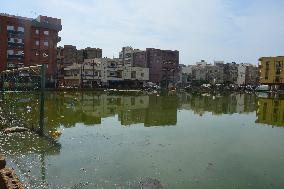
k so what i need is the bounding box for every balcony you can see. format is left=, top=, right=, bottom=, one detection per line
left=7, top=30, right=25, bottom=35
left=7, top=32, right=24, bottom=38
left=8, top=42, right=24, bottom=49
left=7, top=54, right=24, bottom=61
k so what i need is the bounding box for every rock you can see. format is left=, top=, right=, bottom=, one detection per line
left=3, top=127, right=29, bottom=134
left=0, top=154, right=6, bottom=169
left=0, top=168, right=25, bottom=189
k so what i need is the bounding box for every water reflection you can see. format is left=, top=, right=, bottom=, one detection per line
left=55, top=93, right=179, bottom=127
left=256, top=97, right=284, bottom=127
left=179, top=93, right=257, bottom=116
left=3, top=92, right=284, bottom=130
left=1, top=92, right=284, bottom=188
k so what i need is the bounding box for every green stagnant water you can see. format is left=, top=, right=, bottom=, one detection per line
left=0, top=92, right=284, bottom=189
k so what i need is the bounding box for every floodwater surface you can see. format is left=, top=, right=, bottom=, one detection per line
left=0, top=92, right=284, bottom=189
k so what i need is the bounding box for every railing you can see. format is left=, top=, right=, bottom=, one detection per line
left=7, top=54, right=24, bottom=60
left=7, top=30, right=24, bottom=35
left=8, top=42, right=24, bottom=48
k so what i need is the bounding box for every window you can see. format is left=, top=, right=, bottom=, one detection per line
left=17, top=51, right=23, bottom=55
left=7, top=50, right=14, bottom=55
left=141, top=73, right=144, bottom=77
left=44, top=41, right=49, bottom=47
left=35, top=40, right=39, bottom=46
left=17, top=38, right=23, bottom=43
left=8, top=38, right=15, bottom=43
left=131, top=71, right=136, bottom=79
left=7, top=63, right=15, bottom=68
left=7, top=25, right=14, bottom=31
left=44, top=31, right=49, bottom=35
left=17, top=27, right=24, bottom=32
left=35, top=29, right=39, bottom=35
left=265, top=69, right=269, bottom=80
left=266, top=62, right=269, bottom=69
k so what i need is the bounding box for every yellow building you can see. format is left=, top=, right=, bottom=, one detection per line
left=259, top=56, right=284, bottom=85
left=256, top=97, right=284, bottom=127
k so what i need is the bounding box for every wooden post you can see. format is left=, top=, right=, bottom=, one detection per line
left=39, top=64, right=46, bottom=136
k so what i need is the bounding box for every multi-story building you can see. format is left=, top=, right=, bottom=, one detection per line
left=133, top=48, right=179, bottom=86
left=224, top=62, right=238, bottom=84
left=245, top=64, right=258, bottom=85
left=259, top=56, right=284, bottom=87
left=205, top=64, right=224, bottom=84
left=83, top=47, right=102, bottom=60
left=237, top=63, right=248, bottom=86
left=119, top=46, right=142, bottom=66
left=133, top=50, right=148, bottom=68
left=180, top=65, right=194, bottom=86
left=191, top=61, right=207, bottom=82
left=56, top=45, right=102, bottom=86
left=149, top=48, right=179, bottom=86
left=57, top=45, right=102, bottom=65
left=237, top=63, right=258, bottom=86
left=0, top=13, right=62, bottom=81
left=62, top=58, right=149, bottom=87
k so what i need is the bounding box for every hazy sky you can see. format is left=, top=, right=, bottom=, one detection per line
left=1, top=0, right=284, bottom=64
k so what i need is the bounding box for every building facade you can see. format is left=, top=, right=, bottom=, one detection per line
left=224, top=62, right=238, bottom=84
left=62, top=58, right=149, bottom=87
left=119, top=46, right=142, bottom=66
left=0, top=13, right=62, bottom=81
left=237, top=63, right=248, bottom=86
left=150, top=48, right=179, bottom=86
left=205, top=64, right=224, bottom=84
left=259, top=56, right=284, bottom=86
left=245, top=64, right=258, bottom=85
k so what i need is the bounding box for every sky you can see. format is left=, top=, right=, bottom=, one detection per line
left=1, top=0, right=284, bottom=65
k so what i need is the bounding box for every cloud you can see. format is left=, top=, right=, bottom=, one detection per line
left=1, top=0, right=284, bottom=64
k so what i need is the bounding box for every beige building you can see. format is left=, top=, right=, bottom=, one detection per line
left=63, top=58, right=149, bottom=87
left=259, top=56, right=284, bottom=85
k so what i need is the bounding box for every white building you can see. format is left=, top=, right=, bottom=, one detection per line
left=63, top=58, right=149, bottom=87
left=237, top=63, right=254, bottom=86
left=237, top=63, right=247, bottom=86
left=119, top=46, right=142, bottom=66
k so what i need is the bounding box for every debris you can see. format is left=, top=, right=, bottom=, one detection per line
left=0, top=154, right=6, bottom=169
left=3, top=127, right=29, bottom=134
left=0, top=168, right=25, bottom=189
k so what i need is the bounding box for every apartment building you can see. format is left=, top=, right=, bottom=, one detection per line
left=259, top=56, right=284, bottom=86
left=133, top=48, right=179, bottom=86
left=119, top=46, right=142, bottom=66
left=0, top=13, right=62, bottom=81
left=62, top=58, right=149, bottom=87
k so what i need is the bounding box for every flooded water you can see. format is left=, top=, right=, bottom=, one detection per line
left=1, top=92, right=284, bottom=189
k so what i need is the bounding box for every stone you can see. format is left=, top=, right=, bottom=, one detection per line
left=0, top=154, right=5, bottom=169
left=0, top=168, right=25, bottom=189
left=3, top=127, right=29, bottom=134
